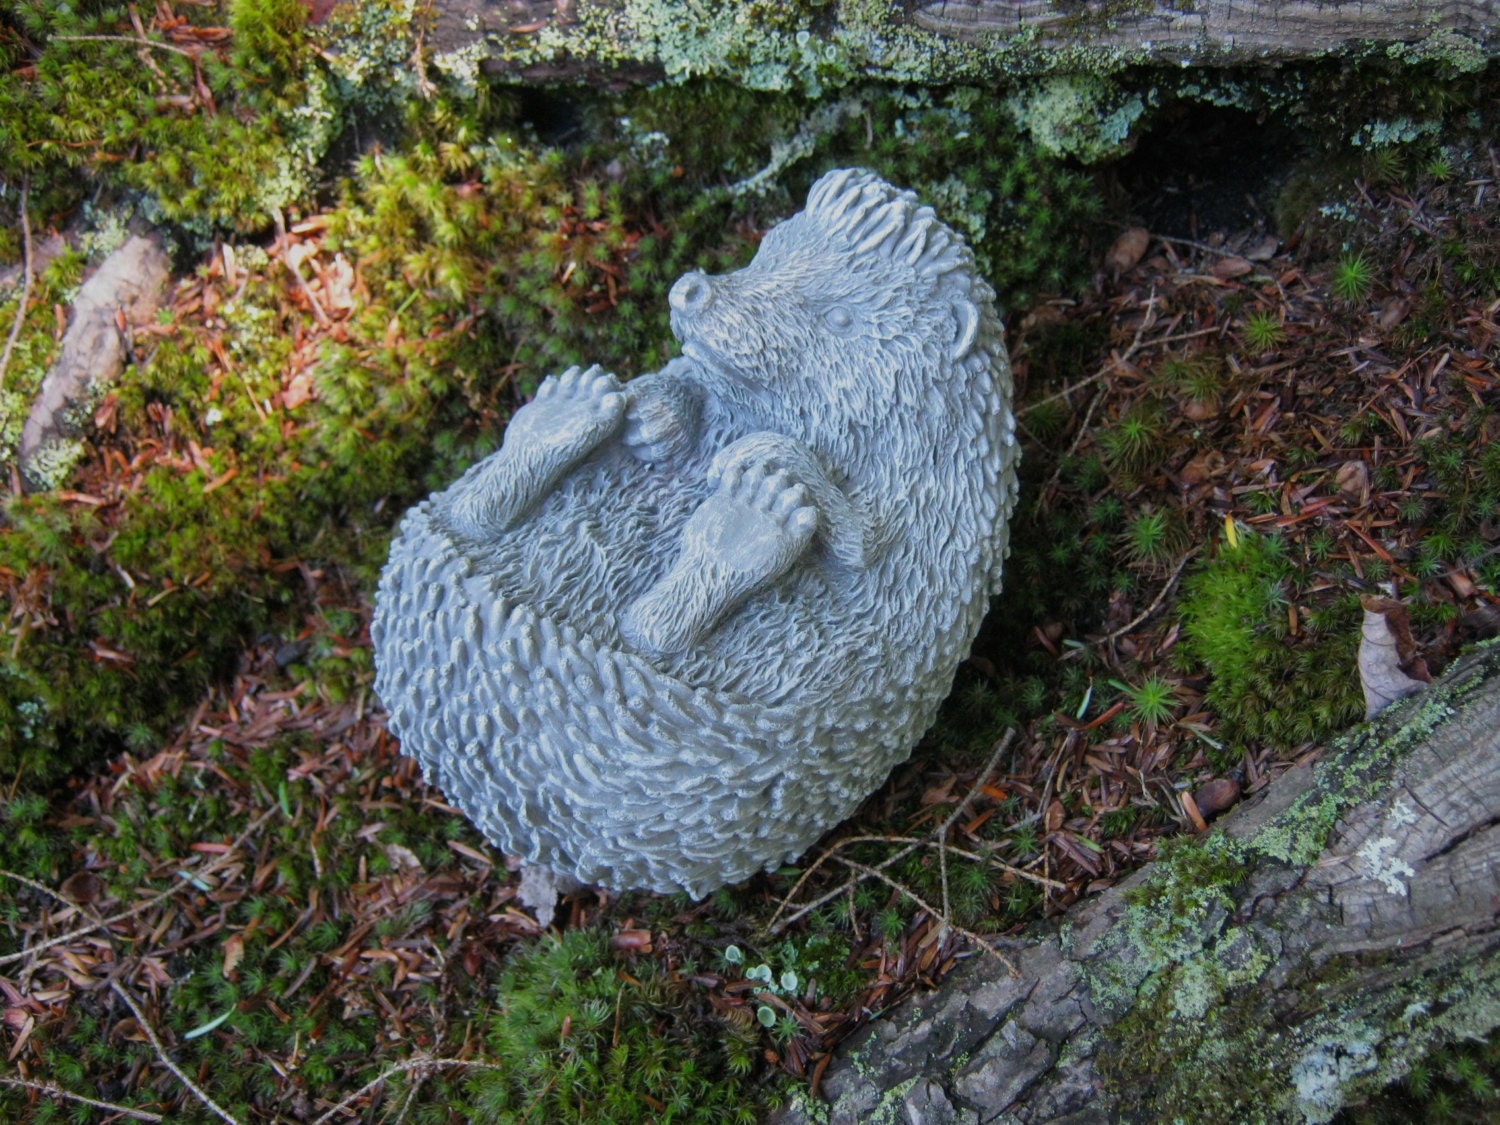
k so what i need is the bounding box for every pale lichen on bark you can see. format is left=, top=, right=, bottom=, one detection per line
left=773, top=640, right=1500, bottom=1124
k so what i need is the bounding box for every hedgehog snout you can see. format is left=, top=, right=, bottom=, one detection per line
left=669, top=272, right=715, bottom=317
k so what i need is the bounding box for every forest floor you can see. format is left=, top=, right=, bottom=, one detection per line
left=3, top=107, right=1500, bottom=1125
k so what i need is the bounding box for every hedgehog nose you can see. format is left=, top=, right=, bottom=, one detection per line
left=669, top=272, right=714, bottom=316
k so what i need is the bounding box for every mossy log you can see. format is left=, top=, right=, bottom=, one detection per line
left=773, top=640, right=1500, bottom=1125
left=414, top=0, right=1498, bottom=89
left=18, top=234, right=171, bottom=491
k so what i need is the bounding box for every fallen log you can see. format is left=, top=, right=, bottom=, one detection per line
left=409, top=0, right=1500, bottom=89
left=773, top=639, right=1500, bottom=1124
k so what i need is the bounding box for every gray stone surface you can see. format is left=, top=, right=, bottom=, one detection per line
left=372, top=169, right=1019, bottom=896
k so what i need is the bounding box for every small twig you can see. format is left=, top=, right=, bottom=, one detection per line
left=0, top=809, right=275, bottom=967
left=1066, top=547, right=1200, bottom=657
left=274, top=209, right=330, bottom=326
left=824, top=836, right=1065, bottom=890
left=768, top=731, right=1016, bottom=934
left=937, top=816, right=951, bottom=940
left=1153, top=233, right=1243, bottom=259
left=110, top=980, right=244, bottom=1125
left=1018, top=287, right=1159, bottom=420
left=834, top=858, right=1018, bottom=977
left=311, top=1057, right=506, bottom=1124
left=1033, top=385, right=1106, bottom=512
left=0, top=176, right=34, bottom=393
left=53, top=33, right=199, bottom=59
left=1017, top=367, right=1110, bottom=418
left=0, top=1076, right=164, bottom=1121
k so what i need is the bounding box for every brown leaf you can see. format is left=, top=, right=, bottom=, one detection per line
left=1045, top=799, right=1065, bottom=833
left=920, top=778, right=956, bottom=807
left=1182, top=396, right=1220, bottom=422
left=1448, top=571, right=1478, bottom=599
left=1211, top=256, right=1254, bottom=281
left=1335, top=460, right=1369, bottom=506
left=383, top=842, right=424, bottom=873
left=1358, top=596, right=1431, bottom=719
left=610, top=929, right=654, bottom=952
left=6, top=1013, right=34, bottom=1062
left=1244, top=234, right=1281, bottom=262
left=1179, top=450, right=1226, bottom=487
left=1376, top=296, right=1411, bottom=331
left=1179, top=790, right=1208, bottom=833
left=59, top=870, right=103, bottom=904
left=1105, top=228, right=1150, bottom=276
left=222, top=932, right=244, bottom=979
left=283, top=371, right=315, bottom=410
left=1192, top=778, right=1241, bottom=818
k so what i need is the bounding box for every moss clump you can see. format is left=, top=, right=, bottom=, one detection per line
left=1178, top=528, right=1363, bottom=762
left=461, top=929, right=760, bottom=1123
left=1, top=0, right=420, bottom=235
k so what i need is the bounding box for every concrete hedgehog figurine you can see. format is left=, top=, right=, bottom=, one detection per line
left=372, top=168, right=1019, bottom=898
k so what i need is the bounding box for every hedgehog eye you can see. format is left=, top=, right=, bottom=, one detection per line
left=823, top=305, right=857, bottom=334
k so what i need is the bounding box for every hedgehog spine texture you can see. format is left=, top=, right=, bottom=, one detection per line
left=372, top=169, right=1020, bottom=898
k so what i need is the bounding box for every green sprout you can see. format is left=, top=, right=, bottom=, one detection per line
left=1112, top=673, right=1180, bottom=728
left=1122, top=507, right=1185, bottom=568
left=1331, top=251, right=1375, bottom=303
left=1100, top=406, right=1166, bottom=473
left=1243, top=310, right=1287, bottom=353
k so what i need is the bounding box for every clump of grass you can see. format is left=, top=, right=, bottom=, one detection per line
left=1122, top=506, right=1188, bottom=569
left=1161, top=355, right=1224, bottom=403
left=463, top=929, right=758, bottom=1124
left=1242, top=310, right=1287, bottom=353
left=1331, top=251, right=1376, bottom=303
left=1101, top=403, right=1169, bottom=474
left=1113, top=673, right=1180, bottom=728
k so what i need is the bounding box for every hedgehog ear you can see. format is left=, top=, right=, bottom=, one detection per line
left=950, top=301, right=979, bottom=361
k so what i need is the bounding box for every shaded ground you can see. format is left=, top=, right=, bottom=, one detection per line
left=2, top=86, right=1499, bottom=1125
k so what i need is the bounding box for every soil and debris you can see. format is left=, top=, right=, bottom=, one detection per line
left=1, top=87, right=1498, bottom=1125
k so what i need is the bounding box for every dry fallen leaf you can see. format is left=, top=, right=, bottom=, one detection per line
left=1045, top=799, right=1065, bottom=833
left=1182, top=396, right=1220, bottom=423
left=1193, top=778, right=1241, bottom=819
left=1358, top=596, right=1432, bottom=719
left=1244, top=234, right=1281, bottom=261
left=1179, top=450, right=1226, bottom=487
left=1105, top=228, right=1150, bottom=276
left=1211, top=256, right=1254, bottom=281
left=222, top=932, right=244, bottom=980
left=1336, top=460, right=1369, bottom=506
left=1376, top=296, right=1412, bottom=331
left=1180, top=791, right=1208, bottom=833
left=59, top=870, right=103, bottom=904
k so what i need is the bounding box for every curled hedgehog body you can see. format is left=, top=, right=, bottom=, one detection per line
left=372, top=170, right=1020, bottom=897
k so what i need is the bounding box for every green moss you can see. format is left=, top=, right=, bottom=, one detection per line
left=1179, top=528, right=1363, bottom=761
left=459, top=928, right=758, bottom=1123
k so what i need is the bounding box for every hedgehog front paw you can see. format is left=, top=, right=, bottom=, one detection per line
left=448, top=365, right=625, bottom=536
left=621, top=373, right=702, bottom=464
left=621, top=464, right=819, bottom=655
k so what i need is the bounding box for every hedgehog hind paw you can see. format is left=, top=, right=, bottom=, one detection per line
left=621, top=466, right=818, bottom=655
left=447, top=367, right=625, bottom=536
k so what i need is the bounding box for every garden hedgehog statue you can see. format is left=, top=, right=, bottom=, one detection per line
left=372, top=169, right=1019, bottom=898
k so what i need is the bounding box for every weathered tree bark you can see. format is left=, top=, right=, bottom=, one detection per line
left=772, top=640, right=1500, bottom=1125
left=19, top=234, right=171, bottom=491
left=413, top=0, right=1500, bottom=89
